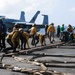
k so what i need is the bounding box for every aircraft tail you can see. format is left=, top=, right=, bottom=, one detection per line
left=20, top=11, right=25, bottom=22
left=29, top=11, right=40, bottom=23
left=42, top=14, right=49, bottom=25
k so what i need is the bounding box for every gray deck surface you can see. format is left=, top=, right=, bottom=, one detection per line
left=0, top=37, right=75, bottom=75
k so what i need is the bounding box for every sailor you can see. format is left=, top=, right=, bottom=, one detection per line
left=3, top=24, right=20, bottom=53
left=37, top=33, right=46, bottom=46
left=60, top=24, right=65, bottom=40
left=66, top=24, right=74, bottom=42
left=19, top=28, right=30, bottom=49
left=57, top=25, right=60, bottom=37
left=30, top=23, right=37, bottom=46
left=45, top=24, right=48, bottom=35
left=47, top=23, right=55, bottom=43
left=66, top=24, right=73, bottom=33
left=0, top=19, right=7, bottom=51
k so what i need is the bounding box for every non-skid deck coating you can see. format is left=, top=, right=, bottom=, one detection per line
left=0, top=37, right=75, bottom=75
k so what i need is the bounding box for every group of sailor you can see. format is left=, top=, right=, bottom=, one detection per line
left=0, top=19, right=74, bottom=54
left=0, top=22, right=47, bottom=53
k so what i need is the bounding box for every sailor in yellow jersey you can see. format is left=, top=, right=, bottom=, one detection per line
left=37, top=33, right=46, bottom=46
left=47, top=23, right=55, bottom=43
left=30, top=23, right=37, bottom=46
left=3, top=24, right=20, bottom=53
left=11, top=29, right=20, bottom=52
left=6, top=30, right=15, bottom=46
left=19, top=28, right=30, bottom=49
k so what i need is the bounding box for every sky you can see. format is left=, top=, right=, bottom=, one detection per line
left=0, top=0, right=75, bottom=26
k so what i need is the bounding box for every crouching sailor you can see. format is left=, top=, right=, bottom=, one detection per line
left=3, top=24, right=20, bottom=53
left=19, top=28, right=30, bottom=50
left=37, top=33, right=46, bottom=46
